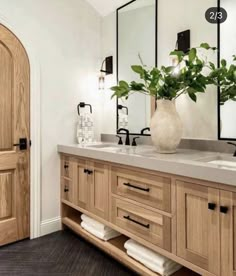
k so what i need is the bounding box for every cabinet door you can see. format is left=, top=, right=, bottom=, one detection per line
left=220, top=191, right=236, bottom=276
left=61, top=156, right=74, bottom=203
left=88, top=161, right=109, bottom=220
left=74, top=159, right=88, bottom=209
left=176, top=181, right=220, bottom=275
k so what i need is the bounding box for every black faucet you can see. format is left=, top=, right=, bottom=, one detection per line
left=227, top=142, right=236, bottom=157
left=141, top=127, right=150, bottom=135
left=117, top=128, right=130, bottom=146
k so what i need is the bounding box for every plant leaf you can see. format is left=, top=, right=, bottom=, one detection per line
left=189, top=48, right=196, bottom=62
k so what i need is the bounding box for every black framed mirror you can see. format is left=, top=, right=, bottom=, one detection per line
left=218, top=0, right=236, bottom=141
left=116, top=0, right=158, bottom=136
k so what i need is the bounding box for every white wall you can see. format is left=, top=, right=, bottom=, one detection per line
left=0, top=0, right=102, bottom=225
left=101, top=0, right=219, bottom=139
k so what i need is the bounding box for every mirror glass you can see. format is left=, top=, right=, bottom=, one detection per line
left=117, top=0, right=156, bottom=134
left=158, top=0, right=218, bottom=140
left=220, top=0, right=236, bottom=140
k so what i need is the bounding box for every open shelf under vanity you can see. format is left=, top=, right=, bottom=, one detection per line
left=61, top=202, right=199, bottom=276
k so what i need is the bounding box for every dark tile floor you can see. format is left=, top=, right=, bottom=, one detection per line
left=0, top=229, right=136, bottom=276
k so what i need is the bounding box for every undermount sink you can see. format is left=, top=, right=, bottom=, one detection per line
left=198, top=155, right=236, bottom=170
left=84, top=143, right=125, bottom=151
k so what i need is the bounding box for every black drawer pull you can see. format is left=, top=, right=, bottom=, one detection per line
left=87, top=170, right=93, bottom=175
left=64, top=188, right=69, bottom=193
left=123, top=215, right=150, bottom=229
left=123, top=182, right=150, bottom=192
left=208, top=203, right=216, bottom=210
left=220, top=206, right=229, bottom=214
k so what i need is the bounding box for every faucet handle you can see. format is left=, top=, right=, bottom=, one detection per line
left=227, top=142, right=236, bottom=147
left=116, top=135, right=123, bottom=145
left=132, top=137, right=140, bottom=147
left=227, top=142, right=236, bottom=157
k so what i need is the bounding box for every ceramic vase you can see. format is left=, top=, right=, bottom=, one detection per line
left=150, top=99, right=183, bottom=153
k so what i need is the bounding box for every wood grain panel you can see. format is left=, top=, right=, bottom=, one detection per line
left=74, top=158, right=88, bottom=209
left=111, top=197, right=171, bottom=251
left=0, top=42, right=13, bottom=151
left=176, top=181, right=220, bottom=275
left=111, top=166, right=171, bottom=212
left=186, top=194, right=208, bottom=257
left=89, top=162, right=109, bottom=219
left=0, top=172, right=12, bottom=219
left=0, top=24, right=30, bottom=245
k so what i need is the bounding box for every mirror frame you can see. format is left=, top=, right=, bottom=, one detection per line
left=217, top=0, right=236, bottom=141
left=116, top=0, right=158, bottom=136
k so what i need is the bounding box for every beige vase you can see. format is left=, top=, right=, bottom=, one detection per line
left=150, top=99, right=183, bottom=153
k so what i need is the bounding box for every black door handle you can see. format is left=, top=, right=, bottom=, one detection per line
left=208, top=203, right=216, bottom=210
left=13, top=138, right=27, bottom=150
left=123, top=182, right=150, bottom=192
left=220, top=206, right=229, bottom=214
left=123, top=215, right=150, bottom=229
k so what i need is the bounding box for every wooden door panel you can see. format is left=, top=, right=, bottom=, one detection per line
left=220, top=191, right=236, bottom=276
left=176, top=181, right=220, bottom=275
left=0, top=172, right=13, bottom=219
left=89, top=162, right=109, bottom=219
left=0, top=24, right=30, bottom=246
left=186, top=194, right=208, bottom=257
left=0, top=42, right=13, bottom=151
left=74, top=159, right=88, bottom=209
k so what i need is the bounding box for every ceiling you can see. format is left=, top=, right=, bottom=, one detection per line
left=86, top=0, right=129, bottom=16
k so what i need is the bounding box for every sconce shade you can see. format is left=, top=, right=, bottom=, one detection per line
left=177, top=30, right=190, bottom=53
left=100, top=56, right=113, bottom=75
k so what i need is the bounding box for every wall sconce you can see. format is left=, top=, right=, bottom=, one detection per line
left=99, top=56, right=113, bottom=90
left=172, top=30, right=191, bottom=75
left=177, top=29, right=190, bottom=53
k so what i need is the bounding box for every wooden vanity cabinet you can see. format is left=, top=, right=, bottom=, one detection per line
left=176, top=181, right=236, bottom=276
left=61, top=156, right=109, bottom=220
left=61, top=153, right=236, bottom=276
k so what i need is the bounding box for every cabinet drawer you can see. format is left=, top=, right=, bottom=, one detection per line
left=61, top=156, right=73, bottom=179
left=111, top=167, right=171, bottom=212
left=111, top=197, right=171, bottom=251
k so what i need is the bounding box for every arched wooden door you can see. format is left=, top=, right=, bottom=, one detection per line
left=0, top=24, right=30, bottom=246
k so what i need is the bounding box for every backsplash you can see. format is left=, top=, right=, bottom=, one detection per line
left=101, top=134, right=234, bottom=154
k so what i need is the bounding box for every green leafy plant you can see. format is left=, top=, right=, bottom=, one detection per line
left=208, top=56, right=236, bottom=105
left=111, top=43, right=216, bottom=102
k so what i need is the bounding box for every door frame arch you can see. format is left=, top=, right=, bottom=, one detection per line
left=0, top=14, right=41, bottom=239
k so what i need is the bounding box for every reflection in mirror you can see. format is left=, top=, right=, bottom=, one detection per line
left=220, top=0, right=236, bottom=140
left=158, top=0, right=218, bottom=140
left=117, top=0, right=156, bottom=134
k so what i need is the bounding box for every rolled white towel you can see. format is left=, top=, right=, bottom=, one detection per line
left=124, top=239, right=173, bottom=268
left=81, top=214, right=112, bottom=232
left=81, top=221, right=121, bottom=241
left=127, top=248, right=175, bottom=271
left=127, top=250, right=182, bottom=276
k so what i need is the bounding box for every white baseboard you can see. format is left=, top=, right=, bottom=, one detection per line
left=40, top=216, right=62, bottom=237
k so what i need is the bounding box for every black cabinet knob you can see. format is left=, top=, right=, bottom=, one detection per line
left=64, top=188, right=69, bottom=193
left=208, top=203, right=216, bottom=210
left=64, top=164, right=69, bottom=169
left=87, top=170, right=93, bottom=175
left=220, top=206, right=229, bottom=214
left=84, top=169, right=88, bottom=174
